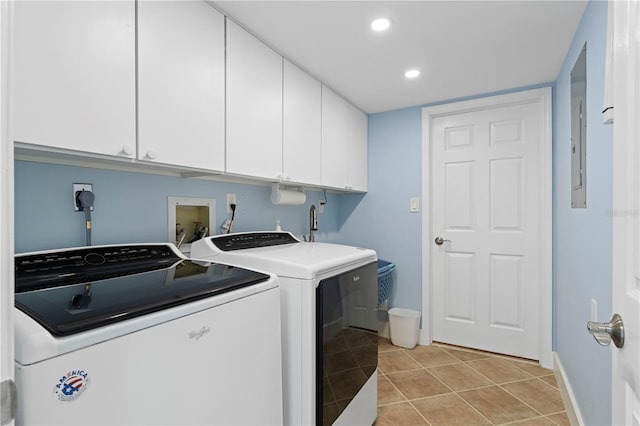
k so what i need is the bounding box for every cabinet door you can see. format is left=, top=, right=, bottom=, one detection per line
left=346, top=104, right=368, bottom=191
left=226, top=20, right=283, bottom=179
left=283, top=60, right=321, bottom=185
left=321, top=86, right=349, bottom=189
left=12, top=1, right=135, bottom=156
left=138, top=1, right=224, bottom=171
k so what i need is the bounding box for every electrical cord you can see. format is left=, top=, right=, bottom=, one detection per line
left=76, top=190, right=95, bottom=246
left=227, top=203, right=236, bottom=234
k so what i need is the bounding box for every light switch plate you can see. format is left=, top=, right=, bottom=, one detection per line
left=410, top=197, right=420, bottom=213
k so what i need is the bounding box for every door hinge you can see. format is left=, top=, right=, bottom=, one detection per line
left=1, top=379, right=17, bottom=425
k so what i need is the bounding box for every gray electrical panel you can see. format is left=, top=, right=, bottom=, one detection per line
left=571, top=44, right=587, bottom=208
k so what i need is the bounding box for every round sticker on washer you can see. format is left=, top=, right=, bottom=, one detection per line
left=53, top=370, right=90, bottom=402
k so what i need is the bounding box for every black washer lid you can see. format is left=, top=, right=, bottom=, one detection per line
left=15, top=259, right=270, bottom=337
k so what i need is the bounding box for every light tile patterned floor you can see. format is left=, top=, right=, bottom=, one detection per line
left=376, top=338, right=570, bottom=426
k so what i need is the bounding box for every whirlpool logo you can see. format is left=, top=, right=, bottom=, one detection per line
left=188, top=326, right=211, bottom=341
left=53, top=370, right=90, bottom=402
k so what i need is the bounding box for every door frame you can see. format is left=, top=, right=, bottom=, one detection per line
left=610, top=0, right=640, bottom=422
left=1, top=0, right=15, bottom=424
left=420, top=87, right=553, bottom=368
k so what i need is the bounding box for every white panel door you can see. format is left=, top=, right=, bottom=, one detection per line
left=1, top=2, right=15, bottom=424
left=226, top=19, right=283, bottom=179
left=283, top=60, right=321, bottom=185
left=138, top=0, right=225, bottom=171
left=12, top=1, right=135, bottom=157
left=431, top=101, right=541, bottom=359
left=610, top=1, right=640, bottom=423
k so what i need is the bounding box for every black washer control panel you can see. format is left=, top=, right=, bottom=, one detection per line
left=16, top=245, right=180, bottom=292
left=211, top=232, right=299, bottom=251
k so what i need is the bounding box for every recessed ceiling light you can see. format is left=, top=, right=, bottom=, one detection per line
left=371, top=18, right=391, bottom=32
left=405, top=69, right=421, bottom=79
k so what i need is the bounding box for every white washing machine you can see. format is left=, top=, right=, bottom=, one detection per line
left=14, top=243, right=282, bottom=425
left=191, top=232, right=378, bottom=426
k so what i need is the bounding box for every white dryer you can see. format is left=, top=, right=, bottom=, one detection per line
left=191, top=232, right=378, bottom=426
left=14, top=243, right=282, bottom=425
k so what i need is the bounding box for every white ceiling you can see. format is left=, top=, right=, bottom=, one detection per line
left=213, top=1, right=587, bottom=114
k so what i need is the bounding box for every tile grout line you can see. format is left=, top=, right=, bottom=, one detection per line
left=495, top=372, right=567, bottom=420
left=407, top=400, right=436, bottom=426
left=543, top=410, right=571, bottom=426
left=377, top=368, right=411, bottom=406
left=498, top=414, right=553, bottom=425
left=453, top=394, right=498, bottom=426
left=382, top=366, right=428, bottom=376
left=496, top=382, right=546, bottom=419
left=464, top=358, right=538, bottom=381
left=446, top=355, right=510, bottom=426
left=443, top=382, right=498, bottom=426
left=377, top=340, right=570, bottom=426
left=404, top=346, right=469, bottom=369
left=382, top=347, right=483, bottom=425
left=451, top=354, right=541, bottom=423
left=460, top=354, right=549, bottom=421
left=382, top=345, right=500, bottom=424
left=436, top=343, right=542, bottom=365
left=402, top=347, right=497, bottom=426
left=378, top=367, right=436, bottom=426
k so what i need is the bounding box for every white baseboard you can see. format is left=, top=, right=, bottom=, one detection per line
left=554, top=352, right=585, bottom=426
left=418, top=328, right=431, bottom=346
left=378, top=320, right=390, bottom=339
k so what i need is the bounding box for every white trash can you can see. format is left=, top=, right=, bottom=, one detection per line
left=388, top=308, right=421, bottom=349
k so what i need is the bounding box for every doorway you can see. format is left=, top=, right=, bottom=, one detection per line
left=420, top=88, right=553, bottom=368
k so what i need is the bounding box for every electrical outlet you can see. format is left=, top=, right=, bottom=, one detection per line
left=226, top=193, right=236, bottom=213
left=319, top=200, right=325, bottom=214
left=73, top=183, right=93, bottom=211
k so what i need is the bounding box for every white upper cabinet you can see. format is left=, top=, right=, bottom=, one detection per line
left=226, top=19, right=283, bottom=179
left=346, top=103, right=368, bottom=192
left=12, top=1, right=136, bottom=156
left=12, top=3, right=367, bottom=191
left=321, top=86, right=368, bottom=191
left=137, top=1, right=225, bottom=171
left=283, top=60, right=322, bottom=185
left=321, top=86, right=349, bottom=189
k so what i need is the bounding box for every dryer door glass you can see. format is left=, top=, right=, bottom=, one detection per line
left=316, top=261, right=378, bottom=425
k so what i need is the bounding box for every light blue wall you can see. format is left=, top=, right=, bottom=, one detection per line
left=14, top=161, right=341, bottom=253
left=338, top=107, right=423, bottom=311
left=553, top=1, right=612, bottom=424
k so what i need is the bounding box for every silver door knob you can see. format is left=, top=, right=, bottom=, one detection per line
left=587, top=313, right=624, bottom=348
left=434, top=237, right=451, bottom=245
